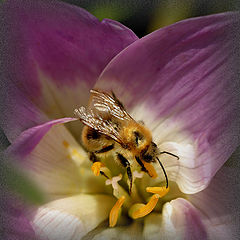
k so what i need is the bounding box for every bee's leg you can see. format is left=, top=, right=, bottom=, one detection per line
left=89, top=152, right=98, bottom=162
left=99, top=170, right=110, bottom=179
left=160, top=151, right=179, bottom=160
left=135, top=156, right=148, bottom=173
left=90, top=145, right=115, bottom=179
left=135, top=156, right=158, bottom=179
left=117, top=153, right=133, bottom=194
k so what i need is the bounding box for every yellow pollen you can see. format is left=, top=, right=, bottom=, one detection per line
left=130, top=194, right=160, bottom=219
left=62, top=140, right=85, bottom=162
left=146, top=186, right=170, bottom=197
left=91, top=162, right=105, bottom=176
left=71, top=149, right=81, bottom=157
left=62, top=140, right=69, bottom=148
left=109, top=196, right=126, bottom=227
left=142, top=161, right=158, bottom=178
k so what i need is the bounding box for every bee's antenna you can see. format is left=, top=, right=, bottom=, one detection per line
left=156, top=157, right=168, bottom=188
left=160, top=151, right=179, bottom=160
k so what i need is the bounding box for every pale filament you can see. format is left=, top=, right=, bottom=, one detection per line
left=105, top=174, right=122, bottom=190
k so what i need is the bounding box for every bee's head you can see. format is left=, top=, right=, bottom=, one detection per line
left=122, top=122, right=152, bottom=150
left=140, top=142, right=160, bottom=162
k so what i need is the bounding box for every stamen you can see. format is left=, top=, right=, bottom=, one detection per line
left=146, top=186, right=170, bottom=198
left=129, top=194, right=160, bottom=219
left=106, top=175, right=132, bottom=207
left=141, top=161, right=158, bottom=178
left=109, top=196, right=126, bottom=227
left=106, top=174, right=122, bottom=190
left=91, top=162, right=105, bottom=176
left=132, top=170, right=144, bottom=180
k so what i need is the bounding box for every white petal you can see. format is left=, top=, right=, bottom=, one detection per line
left=131, top=103, right=209, bottom=194
left=32, top=194, right=115, bottom=240
left=91, top=222, right=142, bottom=240
left=143, top=198, right=207, bottom=240
left=23, top=124, right=106, bottom=200
left=37, top=70, right=91, bottom=140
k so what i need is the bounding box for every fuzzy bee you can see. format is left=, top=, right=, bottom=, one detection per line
left=74, top=89, right=179, bottom=193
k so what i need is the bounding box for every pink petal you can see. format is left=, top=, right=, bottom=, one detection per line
left=0, top=0, right=138, bottom=141
left=0, top=83, right=49, bottom=143
left=169, top=198, right=207, bottom=240
left=188, top=163, right=240, bottom=240
left=7, top=118, right=77, bottom=158
left=143, top=198, right=207, bottom=240
left=0, top=191, right=37, bottom=240
left=96, top=12, right=240, bottom=192
left=6, top=119, right=107, bottom=200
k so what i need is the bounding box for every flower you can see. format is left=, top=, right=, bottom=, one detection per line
left=0, top=188, right=37, bottom=240
left=1, top=0, right=240, bottom=239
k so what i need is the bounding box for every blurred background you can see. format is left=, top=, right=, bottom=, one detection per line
left=61, top=0, right=240, bottom=37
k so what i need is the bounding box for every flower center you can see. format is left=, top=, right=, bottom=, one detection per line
left=62, top=139, right=184, bottom=228
left=90, top=153, right=170, bottom=227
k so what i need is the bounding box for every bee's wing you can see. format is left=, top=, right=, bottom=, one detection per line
left=88, top=89, right=133, bottom=121
left=74, top=89, right=133, bottom=144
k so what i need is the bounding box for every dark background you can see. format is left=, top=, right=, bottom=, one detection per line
left=61, top=0, right=240, bottom=37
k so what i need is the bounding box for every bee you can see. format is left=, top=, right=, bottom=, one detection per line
left=74, top=89, right=179, bottom=193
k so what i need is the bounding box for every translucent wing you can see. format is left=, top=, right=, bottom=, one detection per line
left=74, top=89, right=133, bottom=144
left=88, top=89, right=132, bottom=121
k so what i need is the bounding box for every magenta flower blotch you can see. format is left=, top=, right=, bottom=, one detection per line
left=1, top=0, right=239, bottom=239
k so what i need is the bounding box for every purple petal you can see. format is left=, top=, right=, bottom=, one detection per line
left=0, top=190, right=37, bottom=240
left=6, top=119, right=104, bottom=200
left=169, top=198, right=207, bottom=240
left=188, top=163, right=240, bottom=240
left=96, top=12, right=240, bottom=192
left=0, top=83, right=49, bottom=143
left=0, top=0, right=138, bottom=141
left=6, top=118, right=77, bottom=158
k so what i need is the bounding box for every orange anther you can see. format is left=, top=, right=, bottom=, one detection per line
left=146, top=186, right=169, bottom=197
left=109, top=196, right=126, bottom=227
left=91, top=162, right=104, bottom=176
left=131, top=194, right=160, bottom=219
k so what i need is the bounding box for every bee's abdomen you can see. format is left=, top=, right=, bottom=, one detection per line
left=82, top=126, right=113, bottom=152
left=95, top=144, right=114, bottom=153
left=86, top=127, right=101, bottom=140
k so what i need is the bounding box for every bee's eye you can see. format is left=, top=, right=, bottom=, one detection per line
left=152, top=142, right=157, bottom=148
left=133, top=131, right=143, bottom=146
